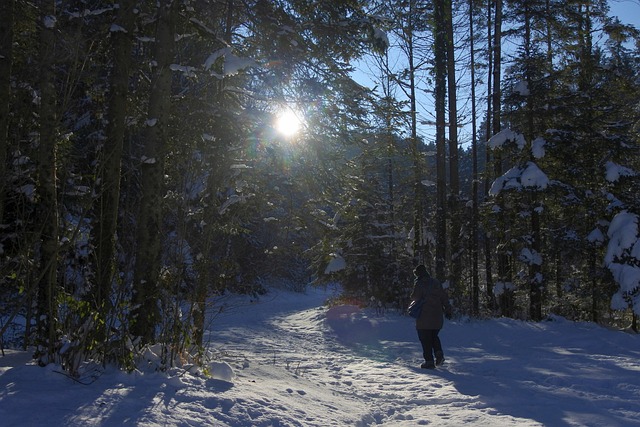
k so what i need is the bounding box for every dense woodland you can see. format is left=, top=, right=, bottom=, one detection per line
left=0, top=0, right=639, bottom=373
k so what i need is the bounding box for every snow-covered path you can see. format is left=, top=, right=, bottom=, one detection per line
left=1, top=285, right=640, bottom=426
left=205, top=286, right=640, bottom=426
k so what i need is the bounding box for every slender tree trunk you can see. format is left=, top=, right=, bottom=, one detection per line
left=545, top=0, right=553, bottom=72
left=131, top=2, right=176, bottom=343
left=445, top=0, right=461, bottom=298
left=530, top=197, right=543, bottom=320
left=469, top=0, right=480, bottom=315
left=36, top=0, right=60, bottom=361
left=492, top=0, right=513, bottom=317
left=492, top=0, right=502, bottom=140
left=93, top=0, right=135, bottom=313
left=523, top=4, right=544, bottom=321
left=382, top=52, right=396, bottom=237
left=483, top=0, right=495, bottom=310
left=434, top=0, right=448, bottom=280
left=404, top=0, right=426, bottom=265
left=0, top=0, right=14, bottom=225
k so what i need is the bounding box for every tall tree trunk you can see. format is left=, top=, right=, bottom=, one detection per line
left=36, top=0, right=60, bottom=361
left=523, top=3, right=544, bottom=321
left=492, top=0, right=513, bottom=317
left=483, top=0, right=495, bottom=310
left=193, top=0, right=236, bottom=348
left=530, top=196, right=543, bottom=320
left=491, top=0, right=502, bottom=139
left=0, top=0, right=14, bottom=225
left=131, top=2, right=176, bottom=343
left=469, top=0, right=480, bottom=315
left=404, top=0, right=426, bottom=265
left=445, top=0, right=461, bottom=298
left=434, top=0, right=448, bottom=280
left=382, top=53, right=396, bottom=246
left=93, top=0, right=136, bottom=313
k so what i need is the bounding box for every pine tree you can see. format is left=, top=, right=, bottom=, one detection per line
left=34, top=0, right=60, bottom=362
left=0, top=0, right=14, bottom=226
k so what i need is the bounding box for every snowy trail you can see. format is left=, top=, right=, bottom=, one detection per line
left=207, top=286, right=640, bottom=426
left=1, top=285, right=640, bottom=426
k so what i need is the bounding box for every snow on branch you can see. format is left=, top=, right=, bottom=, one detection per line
left=489, top=162, right=549, bottom=196
left=605, top=161, right=636, bottom=183
left=170, top=64, right=197, bottom=78
left=487, top=129, right=526, bottom=150
left=531, top=137, right=546, bottom=159
left=324, top=254, right=346, bottom=274
left=204, top=48, right=258, bottom=79
left=219, top=194, right=251, bottom=215
left=519, top=248, right=542, bottom=266
left=605, top=211, right=640, bottom=314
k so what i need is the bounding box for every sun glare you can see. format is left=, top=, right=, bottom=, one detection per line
left=275, top=109, right=302, bottom=137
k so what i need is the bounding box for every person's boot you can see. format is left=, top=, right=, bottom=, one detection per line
left=435, top=351, right=445, bottom=366
left=421, top=361, right=435, bottom=369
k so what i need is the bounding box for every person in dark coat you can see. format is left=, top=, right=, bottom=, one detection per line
left=410, top=264, right=452, bottom=369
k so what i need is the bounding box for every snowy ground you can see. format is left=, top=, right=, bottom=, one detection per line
left=2, top=285, right=640, bottom=426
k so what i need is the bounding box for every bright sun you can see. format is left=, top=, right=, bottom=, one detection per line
left=275, top=109, right=302, bottom=137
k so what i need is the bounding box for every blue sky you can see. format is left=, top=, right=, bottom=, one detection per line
left=352, top=1, right=640, bottom=150
left=609, top=0, right=640, bottom=27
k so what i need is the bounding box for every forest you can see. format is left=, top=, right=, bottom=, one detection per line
left=0, top=0, right=639, bottom=374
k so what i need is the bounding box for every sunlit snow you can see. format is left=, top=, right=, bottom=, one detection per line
left=2, top=286, right=639, bottom=426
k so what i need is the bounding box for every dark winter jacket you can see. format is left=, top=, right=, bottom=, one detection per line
left=410, top=272, right=452, bottom=330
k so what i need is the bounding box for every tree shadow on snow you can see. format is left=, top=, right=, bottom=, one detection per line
left=444, top=320, right=640, bottom=427
left=0, top=359, right=235, bottom=427
left=324, top=309, right=640, bottom=426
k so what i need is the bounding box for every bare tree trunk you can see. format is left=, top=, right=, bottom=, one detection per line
left=492, top=0, right=502, bottom=139
left=0, top=0, right=14, bottom=225
left=36, top=0, right=60, bottom=361
left=492, top=0, right=513, bottom=317
left=131, top=2, right=176, bottom=343
left=445, top=0, right=460, bottom=298
left=522, top=3, right=544, bottom=321
left=434, top=0, right=448, bottom=280
left=93, top=0, right=136, bottom=314
left=469, top=0, right=480, bottom=315
left=483, top=0, right=495, bottom=310
left=403, top=0, right=426, bottom=265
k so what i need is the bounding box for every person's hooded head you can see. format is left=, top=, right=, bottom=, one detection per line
left=413, top=264, right=428, bottom=277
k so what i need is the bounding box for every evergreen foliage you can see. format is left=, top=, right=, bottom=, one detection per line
left=0, top=0, right=639, bottom=374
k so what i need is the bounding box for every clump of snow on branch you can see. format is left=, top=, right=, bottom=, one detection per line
left=604, top=161, right=636, bottom=183
left=489, top=162, right=549, bottom=195
left=494, top=281, right=515, bottom=296
left=204, top=48, right=257, bottom=78
left=325, top=253, right=346, bottom=274
left=514, top=81, right=529, bottom=96
left=519, top=248, right=542, bottom=266
left=487, top=129, right=526, bottom=150
left=110, top=24, right=127, bottom=33
left=605, top=211, right=640, bottom=314
left=219, top=194, right=249, bottom=215
left=531, top=137, right=546, bottom=159
left=373, top=28, right=389, bottom=49
left=587, top=227, right=606, bottom=245
left=140, top=156, right=156, bottom=164
left=43, top=16, right=57, bottom=29
left=170, top=64, right=197, bottom=78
